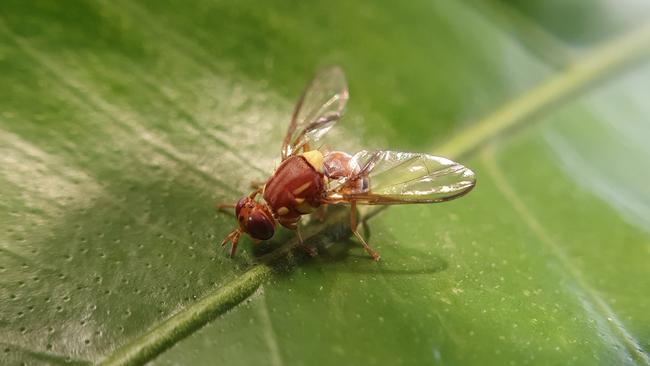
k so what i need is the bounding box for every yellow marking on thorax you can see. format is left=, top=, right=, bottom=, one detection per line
left=292, top=182, right=312, bottom=195
left=277, top=207, right=289, bottom=215
left=294, top=197, right=305, bottom=204
left=302, top=150, right=324, bottom=172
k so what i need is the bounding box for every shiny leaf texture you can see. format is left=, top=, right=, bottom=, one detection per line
left=1, top=1, right=650, bottom=365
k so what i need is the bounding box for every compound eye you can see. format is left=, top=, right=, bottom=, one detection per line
left=235, top=197, right=249, bottom=217
left=246, top=211, right=275, bottom=240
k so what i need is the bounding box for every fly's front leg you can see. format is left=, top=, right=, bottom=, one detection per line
left=350, top=201, right=380, bottom=261
left=221, top=228, right=242, bottom=258
left=215, top=202, right=237, bottom=217
left=216, top=203, right=236, bottom=209
left=217, top=188, right=262, bottom=214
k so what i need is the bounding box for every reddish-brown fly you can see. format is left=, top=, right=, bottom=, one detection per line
left=220, top=67, right=476, bottom=260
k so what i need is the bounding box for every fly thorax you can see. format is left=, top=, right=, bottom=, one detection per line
left=301, top=150, right=324, bottom=172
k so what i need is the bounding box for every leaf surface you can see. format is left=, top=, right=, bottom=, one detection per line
left=1, top=1, right=649, bottom=365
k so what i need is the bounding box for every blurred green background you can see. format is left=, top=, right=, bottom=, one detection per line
left=1, top=1, right=650, bottom=365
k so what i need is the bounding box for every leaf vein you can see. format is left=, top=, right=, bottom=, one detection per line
left=482, top=147, right=650, bottom=365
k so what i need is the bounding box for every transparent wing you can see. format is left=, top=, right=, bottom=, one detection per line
left=281, top=66, right=349, bottom=159
left=325, top=150, right=476, bottom=204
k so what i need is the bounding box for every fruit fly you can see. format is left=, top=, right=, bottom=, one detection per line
left=220, top=67, right=476, bottom=260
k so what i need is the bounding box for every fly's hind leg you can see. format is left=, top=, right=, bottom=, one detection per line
left=221, top=228, right=242, bottom=258
left=350, top=201, right=380, bottom=261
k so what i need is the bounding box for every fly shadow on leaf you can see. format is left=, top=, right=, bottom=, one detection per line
left=246, top=205, right=448, bottom=276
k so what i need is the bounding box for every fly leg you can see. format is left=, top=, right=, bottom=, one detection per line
left=249, top=180, right=265, bottom=190
left=216, top=203, right=236, bottom=209
left=350, top=201, right=380, bottom=261
left=215, top=203, right=236, bottom=218
left=313, top=204, right=328, bottom=222
left=221, top=228, right=242, bottom=258
left=215, top=203, right=238, bottom=219
left=295, top=225, right=317, bottom=257
left=217, top=187, right=263, bottom=213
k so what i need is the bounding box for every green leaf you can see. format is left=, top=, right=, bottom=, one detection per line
left=1, top=1, right=650, bottom=365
